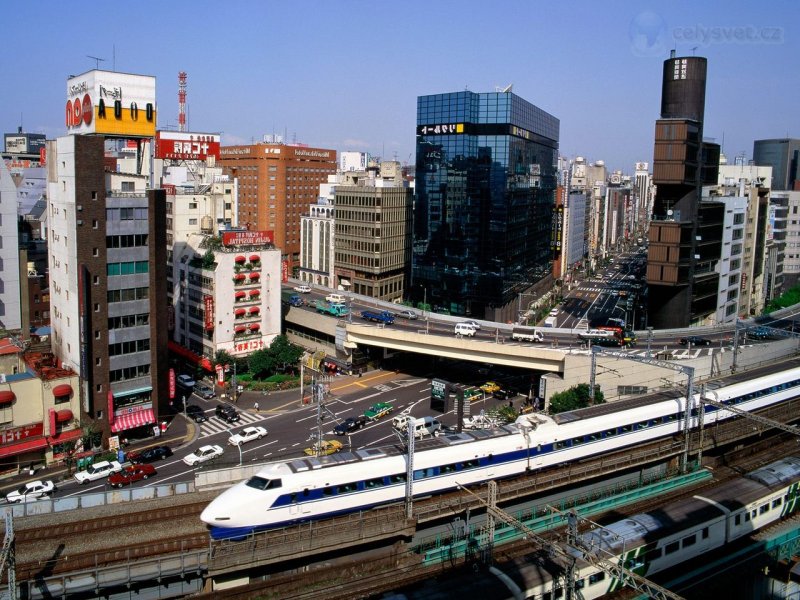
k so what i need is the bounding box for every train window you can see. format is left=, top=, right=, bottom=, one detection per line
left=665, top=541, right=680, bottom=555
left=702, top=527, right=709, bottom=539
left=323, top=486, right=333, bottom=496
left=555, top=441, right=565, bottom=450
left=365, top=478, right=384, bottom=489
left=773, top=498, right=782, bottom=509
left=752, top=509, right=757, bottom=518
left=735, top=514, right=741, bottom=526
left=745, top=511, right=751, bottom=522
left=441, top=464, right=457, bottom=474
left=572, top=437, right=584, bottom=446
left=303, top=488, right=309, bottom=496
left=390, top=474, right=406, bottom=484
left=637, top=421, right=649, bottom=429
left=588, top=572, right=605, bottom=585
left=245, top=476, right=281, bottom=490
left=339, top=483, right=357, bottom=494
left=648, top=547, right=663, bottom=560
left=463, top=460, right=480, bottom=470
left=664, top=414, right=677, bottom=422
left=649, top=419, right=660, bottom=427
left=290, top=493, right=297, bottom=503
left=682, top=535, right=696, bottom=548
left=604, top=429, right=617, bottom=438
left=414, top=468, right=435, bottom=480
left=587, top=433, right=601, bottom=442
left=620, top=425, right=632, bottom=433
left=759, top=504, right=769, bottom=515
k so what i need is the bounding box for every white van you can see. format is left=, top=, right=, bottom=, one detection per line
left=392, top=416, right=442, bottom=438
left=325, top=293, right=345, bottom=304
left=454, top=323, right=477, bottom=337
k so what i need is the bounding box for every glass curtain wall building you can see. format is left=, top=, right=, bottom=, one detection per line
left=413, top=91, right=559, bottom=319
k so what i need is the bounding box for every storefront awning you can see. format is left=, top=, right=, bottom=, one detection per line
left=168, top=340, right=213, bottom=373
left=234, top=308, right=246, bottom=316
left=52, top=384, right=73, bottom=397
left=249, top=289, right=260, bottom=296
left=249, top=272, right=260, bottom=280
left=47, top=428, right=82, bottom=445
left=235, top=291, right=246, bottom=299
left=0, top=437, right=49, bottom=459
left=55, top=409, right=73, bottom=423
left=111, top=408, right=155, bottom=433
left=0, top=391, right=15, bottom=405
left=249, top=323, right=260, bottom=331
left=234, top=274, right=246, bottom=281
left=249, top=306, right=260, bottom=314
left=249, top=254, right=260, bottom=262
left=235, top=255, right=246, bottom=263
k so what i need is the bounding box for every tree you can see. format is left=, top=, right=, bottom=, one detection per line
left=248, top=336, right=304, bottom=380
left=548, top=383, right=605, bottom=414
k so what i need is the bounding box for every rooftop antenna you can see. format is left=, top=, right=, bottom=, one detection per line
left=87, top=55, right=105, bottom=70
left=691, top=46, right=698, bottom=56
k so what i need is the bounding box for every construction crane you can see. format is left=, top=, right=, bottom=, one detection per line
left=457, top=481, right=684, bottom=600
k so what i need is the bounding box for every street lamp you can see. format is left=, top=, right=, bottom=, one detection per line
left=646, top=326, right=654, bottom=358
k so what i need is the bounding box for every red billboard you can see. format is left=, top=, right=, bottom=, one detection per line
left=281, top=260, right=289, bottom=283
left=155, top=131, right=221, bottom=161
left=204, top=295, right=215, bottom=331
left=222, top=230, right=274, bottom=247
left=0, top=422, right=44, bottom=446
left=168, top=368, right=176, bottom=400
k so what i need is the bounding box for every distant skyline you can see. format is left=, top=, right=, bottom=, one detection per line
left=2, top=1, right=797, bottom=173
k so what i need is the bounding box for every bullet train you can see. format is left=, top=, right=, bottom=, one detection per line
left=201, top=364, right=800, bottom=540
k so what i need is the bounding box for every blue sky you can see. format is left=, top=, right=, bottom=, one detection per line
left=3, top=1, right=797, bottom=173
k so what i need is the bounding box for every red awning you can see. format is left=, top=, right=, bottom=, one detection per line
left=234, top=308, right=246, bottom=316
left=167, top=340, right=214, bottom=373
left=235, top=291, right=246, bottom=299
left=234, top=325, right=246, bottom=333
left=249, top=306, right=260, bottom=314
left=53, top=384, right=73, bottom=397
left=0, top=391, right=15, bottom=405
left=249, top=272, right=260, bottom=280
left=235, top=255, right=246, bottom=263
left=0, top=437, right=49, bottom=459
left=111, top=408, right=155, bottom=433
left=249, top=323, right=260, bottom=331
left=249, top=254, right=260, bottom=262
left=234, top=274, right=246, bottom=281
left=249, top=289, right=260, bottom=296
left=55, top=409, right=73, bottom=422
left=47, top=428, right=82, bottom=444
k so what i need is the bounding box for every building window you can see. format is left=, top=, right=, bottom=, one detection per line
left=121, top=181, right=135, bottom=192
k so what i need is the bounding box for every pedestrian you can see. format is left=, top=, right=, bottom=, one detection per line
left=254, top=401, right=259, bottom=412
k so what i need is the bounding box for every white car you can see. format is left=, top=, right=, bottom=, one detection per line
left=462, top=320, right=481, bottom=330
left=398, top=310, right=418, bottom=320
left=6, top=480, right=56, bottom=503
left=228, top=426, right=268, bottom=446
left=74, top=460, right=123, bottom=484
left=293, top=285, right=312, bottom=294
left=183, top=444, right=224, bottom=466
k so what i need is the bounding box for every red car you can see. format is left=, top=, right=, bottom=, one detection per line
left=107, top=463, right=157, bottom=488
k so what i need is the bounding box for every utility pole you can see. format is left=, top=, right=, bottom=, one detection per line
left=0, top=508, right=16, bottom=600
left=404, top=416, right=415, bottom=519
left=646, top=326, right=654, bottom=358
left=731, top=317, right=741, bottom=373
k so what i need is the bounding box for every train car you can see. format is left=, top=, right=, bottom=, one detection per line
left=201, top=364, right=800, bottom=539
left=503, top=456, right=800, bottom=599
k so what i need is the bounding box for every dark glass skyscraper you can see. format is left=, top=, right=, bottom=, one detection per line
left=413, top=91, right=559, bottom=320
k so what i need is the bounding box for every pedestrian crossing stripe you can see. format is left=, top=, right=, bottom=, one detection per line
left=199, top=410, right=267, bottom=438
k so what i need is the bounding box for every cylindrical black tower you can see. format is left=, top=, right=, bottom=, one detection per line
left=660, top=55, right=707, bottom=122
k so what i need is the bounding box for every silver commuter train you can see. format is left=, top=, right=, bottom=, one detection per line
left=201, top=365, right=800, bottom=539
left=500, top=456, right=800, bottom=599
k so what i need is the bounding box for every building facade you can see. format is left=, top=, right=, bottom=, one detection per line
left=777, top=191, right=800, bottom=289
left=299, top=201, right=335, bottom=288
left=0, top=160, right=21, bottom=330
left=413, top=90, right=559, bottom=321
left=218, top=143, right=337, bottom=273
left=753, top=139, right=800, bottom=191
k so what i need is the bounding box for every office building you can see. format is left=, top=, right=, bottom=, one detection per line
left=0, top=161, right=21, bottom=330
left=645, top=53, right=722, bottom=328
left=753, top=138, right=800, bottom=191
left=776, top=191, right=800, bottom=289
left=413, top=90, right=559, bottom=321
left=47, top=69, right=168, bottom=443
left=218, top=143, right=337, bottom=274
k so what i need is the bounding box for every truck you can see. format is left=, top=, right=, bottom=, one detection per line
left=511, top=326, right=544, bottom=343
left=360, top=310, right=395, bottom=324
left=315, top=300, right=349, bottom=317
left=281, top=291, right=304, bottom=307
left=543, top=316, right=557, bottom=327
left=391, top=415, right=442, bottom=438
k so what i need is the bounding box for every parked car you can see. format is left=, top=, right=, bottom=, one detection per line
left=183, top=444, right=224, bottom=466
left=215, top=404, right=241, bottom=423
left=333, top=416, right=367, bottom=436
left=304, top=440, right=343, bottom=456
left=398, top=309, right=418, bottom=320
left=74, top=460, right=123, bottom=484
left=128, top=445, right=173, bottom=464
left=185, top=405, right=208, bottom=423
left=108, top=464, right=157, bottom=488
left=193, top=382, right=215, bottom=399
left=462, top=320, right=481, bottom=330
left=176, top=374, right=196, bottom=388
left=679, top=336, right=712, bottom=346
left=293, top=284, right=312, bottom=294
left=480, top=381, right=502, bottom=394
left=228, top=426, right=268, bottom=446
left=6, top=480, right=56, bottom=503
left=364, top=402, right=394, bottom=421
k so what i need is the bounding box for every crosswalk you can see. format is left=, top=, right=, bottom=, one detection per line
left=198, top=410, right=268, bottom=438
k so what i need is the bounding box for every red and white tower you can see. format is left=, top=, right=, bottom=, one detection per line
left=178, top=71, right=187, bottom=132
